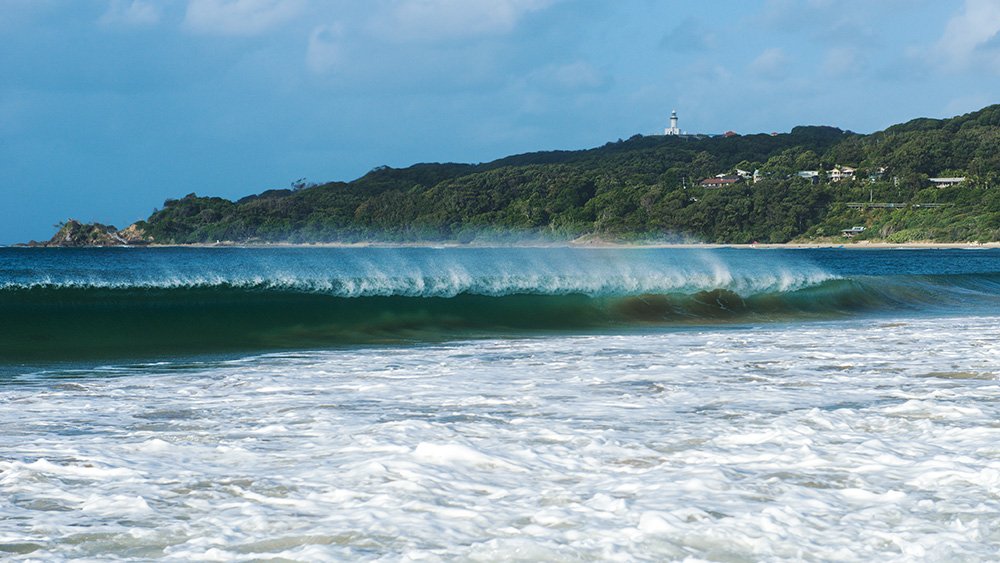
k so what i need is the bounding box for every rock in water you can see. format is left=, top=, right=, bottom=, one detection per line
left=36, top=220, right=150, bottom=247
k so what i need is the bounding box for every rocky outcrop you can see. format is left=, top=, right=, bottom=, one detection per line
left=31, top=220, right=151, bottom=247
left=115, top=223, right=150, bottom=245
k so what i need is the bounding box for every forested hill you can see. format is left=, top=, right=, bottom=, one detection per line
left=67, top=105, right=1000, bottom=244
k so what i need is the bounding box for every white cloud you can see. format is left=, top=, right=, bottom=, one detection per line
left=933, top=0, right=1000, bottom=70
left=660, top=18, right=716, bottom=53
left=505, top=61, right=607, bottom=117
left=749, top=48, right=789, bottom=79
left=371, top=0, right=556, bottom=42
left=183, top=0, right=304, bottom=36
left=527, top=61, right=606, bottom=91
left=99, top=0, right=162, bottom=27
left=823, top=47, right=863, bottom=77
left=307, top=24, right=343, bottom=74
left=758, top=0, right=885, bottom=45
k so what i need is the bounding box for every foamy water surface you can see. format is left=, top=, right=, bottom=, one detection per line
left=0, top=246, right=832, bottom=296
left=3, top=315, right=1000, bottom=560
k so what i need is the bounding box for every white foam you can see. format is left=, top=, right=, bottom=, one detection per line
left=0, top=247, right=835, bottom=297
left=23, top=458, right=140, bottom=480
left=80, top=494, right=153, bottom=516
left=4, top=315, right=1000, bottom=559
left=412, top=442, right=525, bottom=471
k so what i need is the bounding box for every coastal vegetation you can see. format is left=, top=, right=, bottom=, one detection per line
left=40, top=220, right=148, bottom=247
left=39, top=104, right=1000, bottom=245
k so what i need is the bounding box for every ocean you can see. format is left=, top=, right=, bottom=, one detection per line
left=2, top=246, right=1000, bottom=560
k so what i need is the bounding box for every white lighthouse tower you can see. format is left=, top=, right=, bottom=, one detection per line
left=664, top=110, right=681, bottom=136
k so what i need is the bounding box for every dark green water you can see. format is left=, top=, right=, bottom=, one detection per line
left=3, top=247, right=999, bottom=361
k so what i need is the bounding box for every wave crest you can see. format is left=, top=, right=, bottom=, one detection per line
left=0, top=268, right=835, bottom=297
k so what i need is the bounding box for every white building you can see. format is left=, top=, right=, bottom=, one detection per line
left=664, top=110, right=682, bottom=136
left=829, top=166, right=856, bottom=182
left=929, top=177, right=965, bottom=188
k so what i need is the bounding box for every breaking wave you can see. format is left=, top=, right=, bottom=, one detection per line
left=4, top=246, right=1000, bottom=362
left=3, top=270, right=999, bottom=362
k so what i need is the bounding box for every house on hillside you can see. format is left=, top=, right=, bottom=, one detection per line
left=701, top=176, right=741, bottom=188
left=868, top=166, right=888, bottom=183
left=829, top=166, right=856, bottom=182
left=797, top=170, right=821, bottom=184
left=841, top=226, right=865, bottom=238
left=929, top=177, right=965, bottom=188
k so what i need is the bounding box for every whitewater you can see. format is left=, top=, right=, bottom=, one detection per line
left=2, top=247, right=1000, bottom=560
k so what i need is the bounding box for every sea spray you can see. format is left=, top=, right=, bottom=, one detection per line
left=2, top=247, right=1000, bottom=363
left=0, top=247, right=833, bottom=296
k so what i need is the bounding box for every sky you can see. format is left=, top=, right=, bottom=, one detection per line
left=1, top=0, right=998, bottom=243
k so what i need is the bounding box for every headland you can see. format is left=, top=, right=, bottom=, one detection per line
left=28, top=104, right=1000, bottom=248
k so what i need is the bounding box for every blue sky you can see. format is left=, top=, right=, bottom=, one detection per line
left=1, top=0, right=997, bottom=243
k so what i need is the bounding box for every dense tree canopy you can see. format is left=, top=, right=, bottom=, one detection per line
left=133, top=105, right=1000, bottom=244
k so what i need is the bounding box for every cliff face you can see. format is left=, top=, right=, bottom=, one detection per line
left=115, top=223, right=149, bottom=244
left=34, top=220, right=150, bottom=247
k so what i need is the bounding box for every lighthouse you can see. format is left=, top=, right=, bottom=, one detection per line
left=664, top=110, right=681, bottom=136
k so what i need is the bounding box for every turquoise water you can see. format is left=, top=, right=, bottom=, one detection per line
left=2, top=247, right=999, bottom=364
left=3, top=247, right=1000, bottom=559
